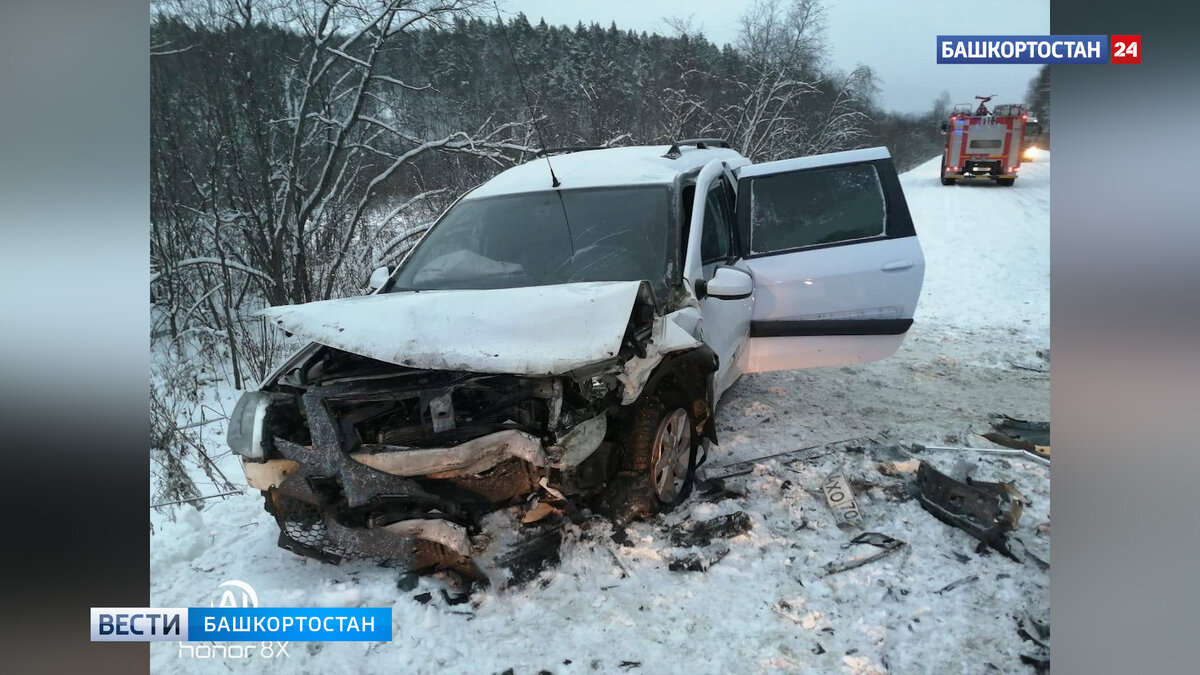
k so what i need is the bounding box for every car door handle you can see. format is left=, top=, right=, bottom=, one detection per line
left=881, top=260, right=914, bottom=272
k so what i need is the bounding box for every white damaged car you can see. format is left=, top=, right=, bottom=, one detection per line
left=226, top=140, right=925, bottom=578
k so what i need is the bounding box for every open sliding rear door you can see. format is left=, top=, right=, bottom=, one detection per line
left=737, top=147, right=925, bottom=373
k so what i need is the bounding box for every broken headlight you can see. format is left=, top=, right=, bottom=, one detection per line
left=227, top=390, right=270, bottom=461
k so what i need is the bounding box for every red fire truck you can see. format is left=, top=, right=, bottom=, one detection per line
left=940, top=96, right=1029, bottom=186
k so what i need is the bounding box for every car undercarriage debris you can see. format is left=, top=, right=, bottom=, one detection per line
left=915, top=461, right=1026, bottom=560
left=669, top=546, right=729, bottom=572
left=471, top=509, right=567, bottom=588
left=664, top=512, right=751, bottom=573
left=669, top=511, right=753, bottom=547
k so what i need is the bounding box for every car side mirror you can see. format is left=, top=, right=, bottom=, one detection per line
left=939, top=121, right=948, bottom=134
left=367, top=265, right=392, bottom=293
left=705, top=267, right=753, bottom=300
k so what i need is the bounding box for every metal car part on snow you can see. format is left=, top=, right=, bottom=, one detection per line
left=915, top=461, right=1026, bottom=560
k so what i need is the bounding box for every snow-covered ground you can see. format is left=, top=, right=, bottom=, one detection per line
left=151, top=155, right=1051, bottom=674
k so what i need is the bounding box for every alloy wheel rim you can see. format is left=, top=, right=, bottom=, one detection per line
left=651, top=408, right=691, bottom=502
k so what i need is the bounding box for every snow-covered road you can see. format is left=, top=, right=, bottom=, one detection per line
left=151, top=155, right=1051, bottom=674
left=909, top=153, right=1050, bottom=336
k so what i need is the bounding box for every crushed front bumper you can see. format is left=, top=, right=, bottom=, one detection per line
left=245, top=431, right=546, bottom=571
left=263, top=488, right=478, bottom=574
left=242, top=401, right=610, bottom=572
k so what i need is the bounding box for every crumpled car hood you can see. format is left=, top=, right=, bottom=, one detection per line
left=262, top=281, right=645, bottom=375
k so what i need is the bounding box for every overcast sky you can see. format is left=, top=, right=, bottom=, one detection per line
left=502, top=0, right=1050, bottom=114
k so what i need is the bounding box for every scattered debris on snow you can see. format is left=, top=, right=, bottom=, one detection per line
left=822, top=531, right=906, bottom=576
left=983, top=415, right=1051, bottom=461
left=666, top=512, right=751, bottom=573
left=699, top=437, right=861, bottom=480
left=473, top=509, right=566, bottom=589
left=877, top=458, right=920, bottom=477
left=937, top=574, right=980, bottom=594
left=915, top=441, right=1050, bottom=466
left=669, top=546, right=730, bottom=572
left=669, top=511, right=752, bottom=547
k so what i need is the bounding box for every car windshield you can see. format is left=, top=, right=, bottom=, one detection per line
left=387, top=186, right=676, bottom=297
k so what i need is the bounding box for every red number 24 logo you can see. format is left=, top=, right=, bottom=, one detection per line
left=1112, top=35, right=1141, bottom=64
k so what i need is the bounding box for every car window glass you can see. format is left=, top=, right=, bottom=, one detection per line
left=700, top=183, right=732, bottom=263
left=389, top=186, right=674, bottom=298
left=749, top=163, right=885, bottom=254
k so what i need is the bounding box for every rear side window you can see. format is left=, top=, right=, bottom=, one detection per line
left=748, top=163, right=885, bottom=254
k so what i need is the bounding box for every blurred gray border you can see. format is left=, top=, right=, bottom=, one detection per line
left=0, top=1, right=150, bottom=672
left=1051, top=1, right=1200, bottom=672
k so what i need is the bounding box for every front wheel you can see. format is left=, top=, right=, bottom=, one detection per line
left=650, top=408, right=694, bottom=505
left=622, top=396, right=697, bottom=510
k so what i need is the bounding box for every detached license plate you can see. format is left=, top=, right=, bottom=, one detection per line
left=822, top=472, right=863, bottom=527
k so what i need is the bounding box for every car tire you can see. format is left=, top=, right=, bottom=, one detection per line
left=622, top=394, right=697, bottom=510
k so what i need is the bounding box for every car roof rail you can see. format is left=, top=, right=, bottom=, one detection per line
left=535, top=146, right=607, bottom=157
left=662, top=138, right=731, bottom=159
